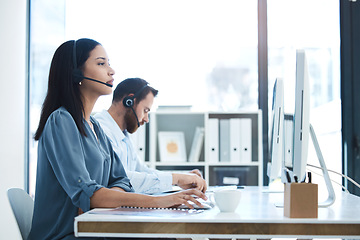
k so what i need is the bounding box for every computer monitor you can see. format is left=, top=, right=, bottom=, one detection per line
left=292, top=49, right=310, bottom=182
left=272, top=50, right=335, bottom=207
left=267, top=78, right=284, bottom=181
left=292, top=50, right=335, bottom=206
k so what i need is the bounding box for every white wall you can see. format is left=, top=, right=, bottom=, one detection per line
left=0, top=0, right=28, bottom=239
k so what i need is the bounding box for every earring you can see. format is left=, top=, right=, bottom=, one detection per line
left=79, top=81, right=82, bottom=86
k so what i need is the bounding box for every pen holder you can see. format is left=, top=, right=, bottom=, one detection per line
left=284, top=183, right=318, bottom=218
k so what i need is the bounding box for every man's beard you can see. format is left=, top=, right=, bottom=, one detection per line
left=124, top=108, right=139, bottom=134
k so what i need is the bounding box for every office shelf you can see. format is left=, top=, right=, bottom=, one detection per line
left=132, top=110, right=263, bottom=186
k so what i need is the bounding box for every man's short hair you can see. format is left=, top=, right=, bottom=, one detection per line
left=112, top=78, right=158, bottom=104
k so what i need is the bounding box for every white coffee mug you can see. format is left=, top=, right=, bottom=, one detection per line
left=214, top=189, right=241, bottom=212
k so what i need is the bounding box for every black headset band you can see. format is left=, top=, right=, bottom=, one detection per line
left=73, top=40, right=77, bottom=70
left=133, top=84, right=148, bottom=99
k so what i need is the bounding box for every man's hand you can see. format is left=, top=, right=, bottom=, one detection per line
left=172, top=169, right=207, bottom=193
left=189, top=169, right=202, bottom=178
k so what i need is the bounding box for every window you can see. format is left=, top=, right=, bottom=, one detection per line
left=29, top=0, right=342, bottom=197
left=65, top=0, right=259, bottom=112
left=340, top=0, right=360, bottom=196
left=29, top=0, right=259, bottom=196
left=29, top=0, right=66, bottom=197
left=267, top=0, right=341, bottom=190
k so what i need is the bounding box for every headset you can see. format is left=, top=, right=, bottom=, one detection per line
left=122, top=84, right=149, bottom=108
left=122, top=83, right=149, bottom=127
left=72, top=40, right=112, bottom=87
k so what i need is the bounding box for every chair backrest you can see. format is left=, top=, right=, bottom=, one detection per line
left=7, top=188, right=34, bottom=240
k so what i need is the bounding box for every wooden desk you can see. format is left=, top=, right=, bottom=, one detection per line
left=74, top=187, right=360, bottom=239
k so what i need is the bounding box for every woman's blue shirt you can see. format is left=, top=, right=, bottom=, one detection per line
left=28, top=107, right=133, bottom=240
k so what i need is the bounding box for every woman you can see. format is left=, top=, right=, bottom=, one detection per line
left=28, top=38, right=206, bottom=240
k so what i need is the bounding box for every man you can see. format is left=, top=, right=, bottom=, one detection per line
left=95, top=78, right=207, bottom=194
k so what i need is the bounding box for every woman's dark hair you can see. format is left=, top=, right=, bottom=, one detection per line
left=34, top=38, right=101, bottom=140
left=112, top=78, right=158, bottom=104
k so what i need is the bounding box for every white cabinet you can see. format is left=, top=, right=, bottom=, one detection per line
left=137, top=110, right=263, bottom=186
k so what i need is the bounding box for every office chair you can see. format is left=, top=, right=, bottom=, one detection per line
left=7, top=188, right=34, bottom=240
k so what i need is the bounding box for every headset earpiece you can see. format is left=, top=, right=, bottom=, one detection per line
left=123, top=96, right=135, bottom=108
left=122, top=84, right=149, bottom=108
left=72, top=68, right=83, bottom=84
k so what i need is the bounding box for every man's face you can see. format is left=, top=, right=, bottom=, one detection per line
left=125, top=92, right=154, bottom=133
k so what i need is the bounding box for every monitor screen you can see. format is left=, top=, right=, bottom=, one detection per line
left=292, top=49, right=310, bottom=181
left=267, top=78, right=284, bottom=181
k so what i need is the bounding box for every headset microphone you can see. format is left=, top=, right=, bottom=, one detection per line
left=73, top=73, right=113, bottom=87
left=72, top=40, right=113, bottom=88
left=130, top=106, right=141, bottom=127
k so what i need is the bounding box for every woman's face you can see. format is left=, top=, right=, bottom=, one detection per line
left=81, top=45, right=115, bottom=96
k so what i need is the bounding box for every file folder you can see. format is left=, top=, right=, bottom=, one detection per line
left=220, top=119, right=231, bottom=162
left=230, top=118, right=241, bottom=162
left=208, top=118, right=219, bottom=163
left=284, top=115, right=294, bottom=168
left=240, top=118, right=252, bottom=163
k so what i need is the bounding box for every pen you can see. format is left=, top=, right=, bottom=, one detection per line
left=301, top=175, right=306, bottom=183
left=294, top=175, right=298, bottom=183
left=308, top=172, right=312, bottom=183
left=284, top=168, right=291, bottom=183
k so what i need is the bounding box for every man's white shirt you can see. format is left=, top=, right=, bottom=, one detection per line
left=94, top=110, right=173, bottom=194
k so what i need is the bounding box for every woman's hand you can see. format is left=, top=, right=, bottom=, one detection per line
left=91, top=187, right=207, bottom=210
left=154, top=189, right=207, bottom=209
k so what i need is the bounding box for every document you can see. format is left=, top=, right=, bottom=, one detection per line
left=89, top=206, right=204, bottom=217
left=188, top=127, right=205, bottom=162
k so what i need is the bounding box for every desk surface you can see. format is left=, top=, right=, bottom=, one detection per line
left=74, top=186, right=360, bottom=239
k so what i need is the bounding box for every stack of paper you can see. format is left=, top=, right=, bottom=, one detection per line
left=188, top=127, right=205, bottom=162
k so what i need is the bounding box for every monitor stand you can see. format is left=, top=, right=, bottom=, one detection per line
left=309, top=124, right=336, bottom=207
left=275, top=124, right=336, bottom=208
